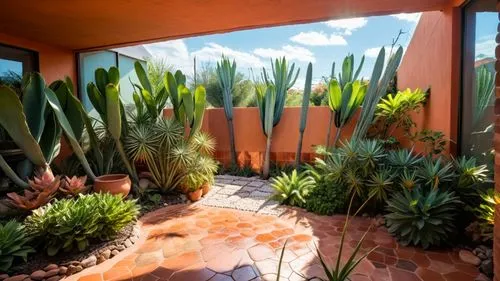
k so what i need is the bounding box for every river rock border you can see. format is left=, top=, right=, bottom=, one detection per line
left=0, top=225, right=140, bottom=281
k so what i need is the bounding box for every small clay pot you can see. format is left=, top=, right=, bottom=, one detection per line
left=94, top=174, right=131, bottom=197
left=188, top=189, right=203, bottom=202
left=201, top=182, right=211, bottom=196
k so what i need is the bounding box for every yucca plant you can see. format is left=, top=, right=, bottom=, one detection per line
left=473, top=65, right=494, bottom=127
left=367, top=168, right=394, bottom=203
left=386, top=148, right=422, bottom=172
left=124, top=118, right=195, bottom=192
left=190, top=131, right=216, bottom=157
left=276, top=193, right=377, bottom=281
left=0, top=220, right=35, bottom=271
left=325, top=54, right=365, bottom=147
left=417, top=157, right=455, bottom=189
left=216, top=56, right=238, bottom=166
left=385, top=188, right=461, bottom=249
left=352, top=47, right=404, bottom=141
left=357, top=139, right=385, bottom=174
left=295, top=63, right=313, bottom=168
left=270, top=170, right=315, bottom=207
left=25, top=193, right=139, bottom=256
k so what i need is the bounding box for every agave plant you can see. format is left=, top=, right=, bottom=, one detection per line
left=398, top=170, right=419, bottom=190
left=453, top=156, right=488, bottom=189
left=0, top=220, right=35, bottom=271
left=473, top=189, right=499, bottom=241
left=473, top=65, right=494, bottom=127
left=385, top=188, right=461, bottom=249
left=417, top=157, right=455, bottom=189
left=216, top=56, right=237, bottom=166
left=60, top=175, right=89, bottom=196
left=270, top=170, right=315, bottom=207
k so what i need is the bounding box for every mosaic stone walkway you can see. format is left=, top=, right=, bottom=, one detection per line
left=68, top=177, right=482, bottom=281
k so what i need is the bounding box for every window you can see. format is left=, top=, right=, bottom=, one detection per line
left=0, top=44, right=38, bottom=86
left=460, top=0, right=497, bottom=172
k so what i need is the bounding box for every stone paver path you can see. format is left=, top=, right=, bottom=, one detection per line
left=68, top=176, right=481, bottom=281
left=197, top=175, right=285, bottom=215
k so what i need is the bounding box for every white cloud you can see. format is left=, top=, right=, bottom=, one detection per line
left=143, top=40, right=192, bottom=74
left=476, top=39, right=496, bottom=58
left=254, top=45, right=316, bottom=63
left=191, top=42, right=264, bottom=69
left=290, top=31, right=347, bottom=46
left=391, top=13, right=421, bottom=23
left=323, top=17, right=368, bottom=35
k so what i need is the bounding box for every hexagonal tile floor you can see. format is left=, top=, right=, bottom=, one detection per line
left=68, top=204, right=481, bottom=281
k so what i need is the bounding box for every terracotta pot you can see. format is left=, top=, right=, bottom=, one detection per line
left=201, top=183, right=211, bottom=196
left=188, top=189, right=203, bottom=202
left=94, top=174, right=131, bottom=197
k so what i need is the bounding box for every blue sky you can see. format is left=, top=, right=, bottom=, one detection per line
left=142, top=12, right=496, bottom=88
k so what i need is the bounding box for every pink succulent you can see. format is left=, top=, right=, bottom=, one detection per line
left=29, top=169, right=56, bottom=192
left=60, top=175, right=89, bottom=196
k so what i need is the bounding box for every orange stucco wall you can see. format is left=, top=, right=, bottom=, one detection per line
left=397, top=8, right=462, bottom=154
left=0, top=32, right=76, bottom=84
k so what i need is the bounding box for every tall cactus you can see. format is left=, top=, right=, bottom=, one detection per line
left=326, top=55, right=364, bottom=147
left=352, top=47, right=404, bottom=141
left=216, top=56, right=237, bottom=166
left=256, top=85, right=276, bottom=179
left=262, top=57, right=300, bottom=126
left=295, top=63, right=312, bottom=168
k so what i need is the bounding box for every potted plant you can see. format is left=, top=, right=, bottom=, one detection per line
left=184, top=173, right=204, bottom=202
left=198, top=156, right=218, bottom=196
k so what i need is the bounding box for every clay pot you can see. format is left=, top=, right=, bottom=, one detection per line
left=94, top=174, right=131, bottom=197
left=188, top=189, right=203, bottom=202
left=201, top=183, right=211, bottom=196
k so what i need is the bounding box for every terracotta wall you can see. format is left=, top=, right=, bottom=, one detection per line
left=397, top=8, right=462, bottom=154
left=0, top=32, right=76, bottom=84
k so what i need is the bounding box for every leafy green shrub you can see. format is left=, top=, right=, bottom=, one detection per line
left=0, top=220, right=35, bottom=271
left=270, top=170, right=315, bottom=207
left=218, top=163, right=258, bottom=177
left=25, top=193, right=139, bottom=256
left=385, top=188, right=461, bottom=249
left=304, top=174, right=348, bottom=215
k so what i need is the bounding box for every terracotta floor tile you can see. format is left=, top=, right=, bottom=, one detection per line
left=69, top=204, right=479, bottom=281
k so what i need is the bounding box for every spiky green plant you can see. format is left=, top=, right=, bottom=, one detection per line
left=25, top=193, right=139, bottom=256
left=385, top=188, right=461, bottom=249
left=216, top=56, right=237, bottom=166
left=453, top=156, right=488, bottom=189
left=398, top=170, right=419, bottom=190
left=190, top=131, right=216, bottom=157
left=367, top=168, right=394, bottom=203
left=256, top=84, right=277, bottom=179
left=0, top=220, right=35, bottom=271
left=296, top=63, right=313, bottom=168
left=473, top=189, right=499, bottom=241
left=474, top=65, right=494, bottom=127
left=125, top=118, right=196, bottom=192
left=417, top=157, right=455, bottom=189
left=357, top=139, right=385, bottom=174
left=270, top=170, right=315, bottom=207
left=352, top=47, right=404, bottom=140
left=276, top=193, right=377, bottom=281
left=325, top=54, right=365, bottom=147
left=262, top=57, right=299, bottom=126
left=386, top=148, right=422, bottom=172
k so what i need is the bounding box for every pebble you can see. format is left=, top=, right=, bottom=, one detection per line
left=44, top=269, right=59, bottom=278
left=111, top=249, right=120, bottom=256
left=459, top=250, right=481, bottom=266
left=480, top=260, right=493, bottom=276
left=67, top=265, right=83, bottom=275
left=43, top=264, right=58, bottom=271
left=0, top=275, right=9, bottom=281
left=116, top=245, right=126, bottom=251
left=124, top=239, right=132, bottom=248
left=81, top=255, right=97, bottom=268
left=29, top=271, right=45, bottom=281
left=477, top=253, right=487, bottom=260
left=58, top=267, right=67, bottom=275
